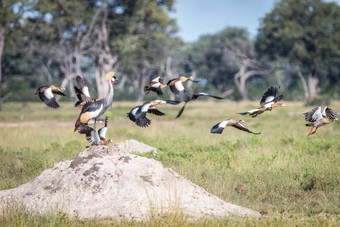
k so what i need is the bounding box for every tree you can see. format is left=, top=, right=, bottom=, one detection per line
left=27, top=0, right=177, bottom=100
left=91, top=0, right=178, bottom=99
left=256, top=0, right=340, bottom=101
left=186, top=27, right=268, bottom=100
left=29, top=0, right=99, bottom=97
left=0, top=0, right=33, bottom=110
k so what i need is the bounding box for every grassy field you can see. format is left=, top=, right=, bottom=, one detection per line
left=0, top=100, right=340, bottom=226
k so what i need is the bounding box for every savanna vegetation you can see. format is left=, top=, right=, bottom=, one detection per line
left=1, top=0, right=340, bottom=108
left=1, top=0, right=340, bottom=225
left=0, top=101, right=340, bottom=225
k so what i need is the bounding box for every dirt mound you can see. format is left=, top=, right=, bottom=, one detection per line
left=114, top=139, right=157, bottom=154
left=0, top=140, right=260, bottom=221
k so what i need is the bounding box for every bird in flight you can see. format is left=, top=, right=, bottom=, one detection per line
left=35, top=85, right=67, bottom=108
left=74, top=75, right=95, bottom=110
left=238, top=86, right=285, bottom=118
left=303, top=106, right=338, bottom=136
left=127, top=100, right=181, bottom=127
left=144, top=76, right=167, bottom=97
left=210, top=119, right=261, bottom=135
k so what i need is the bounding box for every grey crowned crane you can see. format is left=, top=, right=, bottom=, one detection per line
left=74, top=72, right=117, bottom=131
left=144, top=77, right=167, bottom=97
left=238, top=86, right=285, bottom=118
left=176, top=92, right=224, bottom=118
left=74, top=75, right=95, bottom=109
left=77, top=117, right=112, bottom=145
left=127, top=100, right=181, bottom=127
left=35, top=85, right=67, bottom=108
left=303, top=106, right=338, bottom=136
left=210, top=119, right=261, bottom=135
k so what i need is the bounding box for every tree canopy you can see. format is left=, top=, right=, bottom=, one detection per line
left=256, top=0, right=340, bottom=101
left=1, top=0, right=340, bottom=107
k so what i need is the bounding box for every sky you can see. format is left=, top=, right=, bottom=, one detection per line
left=170, top=0, right=340, bottom=43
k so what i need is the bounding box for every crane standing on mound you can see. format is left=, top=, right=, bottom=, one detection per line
left=74, top=72, right=117, bottom=132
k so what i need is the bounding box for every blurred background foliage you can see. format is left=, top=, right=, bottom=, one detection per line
left=1, top=0, right=340, bottom=109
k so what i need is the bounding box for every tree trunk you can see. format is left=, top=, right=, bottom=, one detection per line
left=165, top=55, right=176, bottom=100
left=95, top=68, right=109, bottom=99
left=0, top=25, right=5, bottom=111
left=233, top=65, right=248, bottom=101
left=296, top=67, right=309, bottom=101
left=307, top=73, right=319, bottom=102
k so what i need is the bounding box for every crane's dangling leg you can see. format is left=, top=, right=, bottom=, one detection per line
left=93, top=119, right=97, bottom=131
left=93, top=119, right=99, bottom=146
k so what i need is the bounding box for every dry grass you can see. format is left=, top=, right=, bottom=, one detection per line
left=0, top=100, right=340, bottom=225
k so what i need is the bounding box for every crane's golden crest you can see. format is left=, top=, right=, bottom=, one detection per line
left=105, top=71, right=115, bottom=81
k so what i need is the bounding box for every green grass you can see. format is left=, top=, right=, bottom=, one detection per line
left=0, top=101, right=340, bottom=226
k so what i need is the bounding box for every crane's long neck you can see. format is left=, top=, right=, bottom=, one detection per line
left=103, top=80, right=114, bottom=108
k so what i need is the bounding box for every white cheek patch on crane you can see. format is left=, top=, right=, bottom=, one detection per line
left=174, top=81, right=185, bottom=92
left=44, top=88, right=54, bottom=99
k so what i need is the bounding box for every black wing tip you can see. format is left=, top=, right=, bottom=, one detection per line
left=210, top=124, right=224, bottom=134
left=189, top=78, right=200, bottom=83
left=48, top=104, right=60, bottom=109
left=212, top=96, right=224, bottom=99
left=165, top=100, right=181, bottom=105
left=45, top=97, right=60, bottom=109
left=210, top=129, right=224, bottom=134
left=136, top=117, right=151, bottom=127
left=175, top=102, right=187, bottom=119
left=155, top=88, right=164, bottom=97
left=238, top=112, right=248, bottom=115
left=74, top=101, right=82, bottom=107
